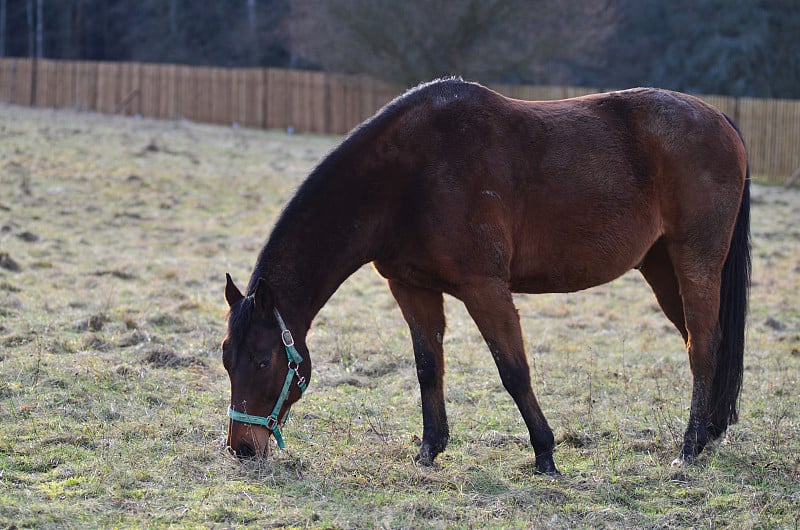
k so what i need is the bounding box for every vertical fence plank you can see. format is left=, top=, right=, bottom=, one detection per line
left=235, top=68, right=266, bottom=129
left=117, top=62, right=140, bottom=116
left=249, top=68, right=265, bottom=128
left=197, top=67, right=212, bottom=123
left=266, top=68, right=288, bottom=130
left=96, top=62, right=118, bottom=114
left=328, top=72, right=345, bottom=134
left=231, top=68, right=244, bottom=126
left=139, top=63, right=157, bottom=118
left=12, top=58, right=33, bottom=106
left=158, top=64, right=176, bottom=119
left=286, top=69, right=302, bottom=131
left=34, top=58, right=53, bottom=107
left=778, top=99, right=800, bottom=182
left=761, top=99, right=780, bottom=180
left=739, top=97, right=770, bottom=180
left=73, top=61, right=96, bottom=110
left=175, top=65, right=192, bottom=120
left=310, top=71, right=328, bottom=133
left=210, top=67, right=225, bottom=124
left=345, top=74, right=360, bottom=133
left=0, top=58, right=12, bottom=102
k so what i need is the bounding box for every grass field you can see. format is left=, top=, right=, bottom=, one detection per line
left=1, top=103, right=798, bottom=529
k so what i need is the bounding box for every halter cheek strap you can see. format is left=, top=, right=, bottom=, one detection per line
left=227, top=306, right=307, bottom=450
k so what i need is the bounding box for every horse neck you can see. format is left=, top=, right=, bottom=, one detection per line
left=248, top=169, right=382, bottom=337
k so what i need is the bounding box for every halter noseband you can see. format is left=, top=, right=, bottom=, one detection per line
left=227, top=303, right=307, bottom=450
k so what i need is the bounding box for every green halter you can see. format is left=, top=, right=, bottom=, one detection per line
left=227, top=306, right=307, bottom=450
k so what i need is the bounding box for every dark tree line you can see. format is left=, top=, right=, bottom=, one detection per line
left=1, top=0, right=798, bottom=98
left=0, top=0, right=291, bottom=67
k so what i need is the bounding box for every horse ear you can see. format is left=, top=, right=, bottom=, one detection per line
left=254, top=277, right=274, bottom=313
left=225, top=273, right=244, bottom=306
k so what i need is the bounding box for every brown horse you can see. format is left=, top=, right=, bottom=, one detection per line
left=222, top=78, right=750, bottom=475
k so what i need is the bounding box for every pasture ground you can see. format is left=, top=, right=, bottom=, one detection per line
left=0, top=104, right=798, bottom=529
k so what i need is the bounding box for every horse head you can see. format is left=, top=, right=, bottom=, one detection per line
left=222, top=273, right=309, bottom=458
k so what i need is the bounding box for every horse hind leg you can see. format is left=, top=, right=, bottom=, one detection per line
left=672, top=269, right=723, bottom=465
left=640, top=237, right=722, bottom=464
left=638, top=240, right=718, bottom=465
left=388, top=280, right=450, bottom=465
left=457, top=278, right=558, bottom=475
left=654, top=174, right=749, bottom=466
left=638, top=238, right=687, bottom=342
left=642, top=187, right=750, bottom=464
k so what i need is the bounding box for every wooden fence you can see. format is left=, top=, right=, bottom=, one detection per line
left=1, top=57, right=798, bottom=183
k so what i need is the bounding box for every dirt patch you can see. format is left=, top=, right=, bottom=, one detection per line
left=2, top=333, right=35, bottom=347
left=351, top=357, right=408, bottom=378
left=764, top=316, right=787, bottom=331
left=81, top=334, right=111, bottom=351
left=73, top=313, right=110, bottom=332
left=143, top=346, right=207, bottom=369
left=117, top=329, right=150, bottom=347
left=91, top=269, right=137, bottom=280
left=327, top=374, right=372, bottom=388
left=0, top=252, right=20, bottom=271
left=16, top=231, right=39, bottom=242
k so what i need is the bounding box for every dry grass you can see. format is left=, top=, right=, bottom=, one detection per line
left=1, top=104, right=798, bottom=528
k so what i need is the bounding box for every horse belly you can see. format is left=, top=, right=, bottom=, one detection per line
left=509, top=209, right=660, bottom=294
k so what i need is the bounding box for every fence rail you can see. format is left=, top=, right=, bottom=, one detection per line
left=1, top=57, right=797, bottom=183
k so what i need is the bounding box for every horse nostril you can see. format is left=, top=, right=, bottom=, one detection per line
left=236, top=440, right=257, bottom=459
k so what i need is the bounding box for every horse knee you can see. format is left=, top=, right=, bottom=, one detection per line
left=498, top=365, right=532, bottom=395
left=414, top=342, right=443, bottom=388
left=416, top=365, right=438, bottom=387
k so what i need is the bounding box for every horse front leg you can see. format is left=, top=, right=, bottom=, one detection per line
left=458, top=278, right=559, bottom=475
left=388, top=280, right=449, bottom=465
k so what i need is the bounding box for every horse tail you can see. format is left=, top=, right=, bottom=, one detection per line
left=710, top=114, right=751, bottom=437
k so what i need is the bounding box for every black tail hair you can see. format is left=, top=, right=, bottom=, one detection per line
left=710, top=115, right=751, bottom=437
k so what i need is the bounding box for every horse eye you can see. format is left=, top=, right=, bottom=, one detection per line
left=257, top=359, right=270, bottom=370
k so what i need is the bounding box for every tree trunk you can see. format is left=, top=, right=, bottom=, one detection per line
left=247, top=0, right=257, bottom=64
left=170, top=0, right=178, bottom=36
left=72, top=0, right=81, bottom=59
left=0, top=0, right=6, bottom=57
left=36, top=0, right=43, bottom=58
left=27, top=0, right=34, bottom=57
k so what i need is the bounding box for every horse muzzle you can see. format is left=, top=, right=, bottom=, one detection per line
left=227, top=419, right=272, bottom=459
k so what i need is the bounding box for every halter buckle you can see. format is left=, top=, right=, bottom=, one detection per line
left=281, top=329, right=295, bottom=347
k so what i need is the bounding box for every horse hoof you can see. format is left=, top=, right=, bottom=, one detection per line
left=536, top=467, right=562, bottom=477
left=672, top=451, right=698, bottom=467
left=534, top=457, right=561, bottom=476
left=415, top=455, right=434, bottom=466
left=414, top=448, right=435, bottom=467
